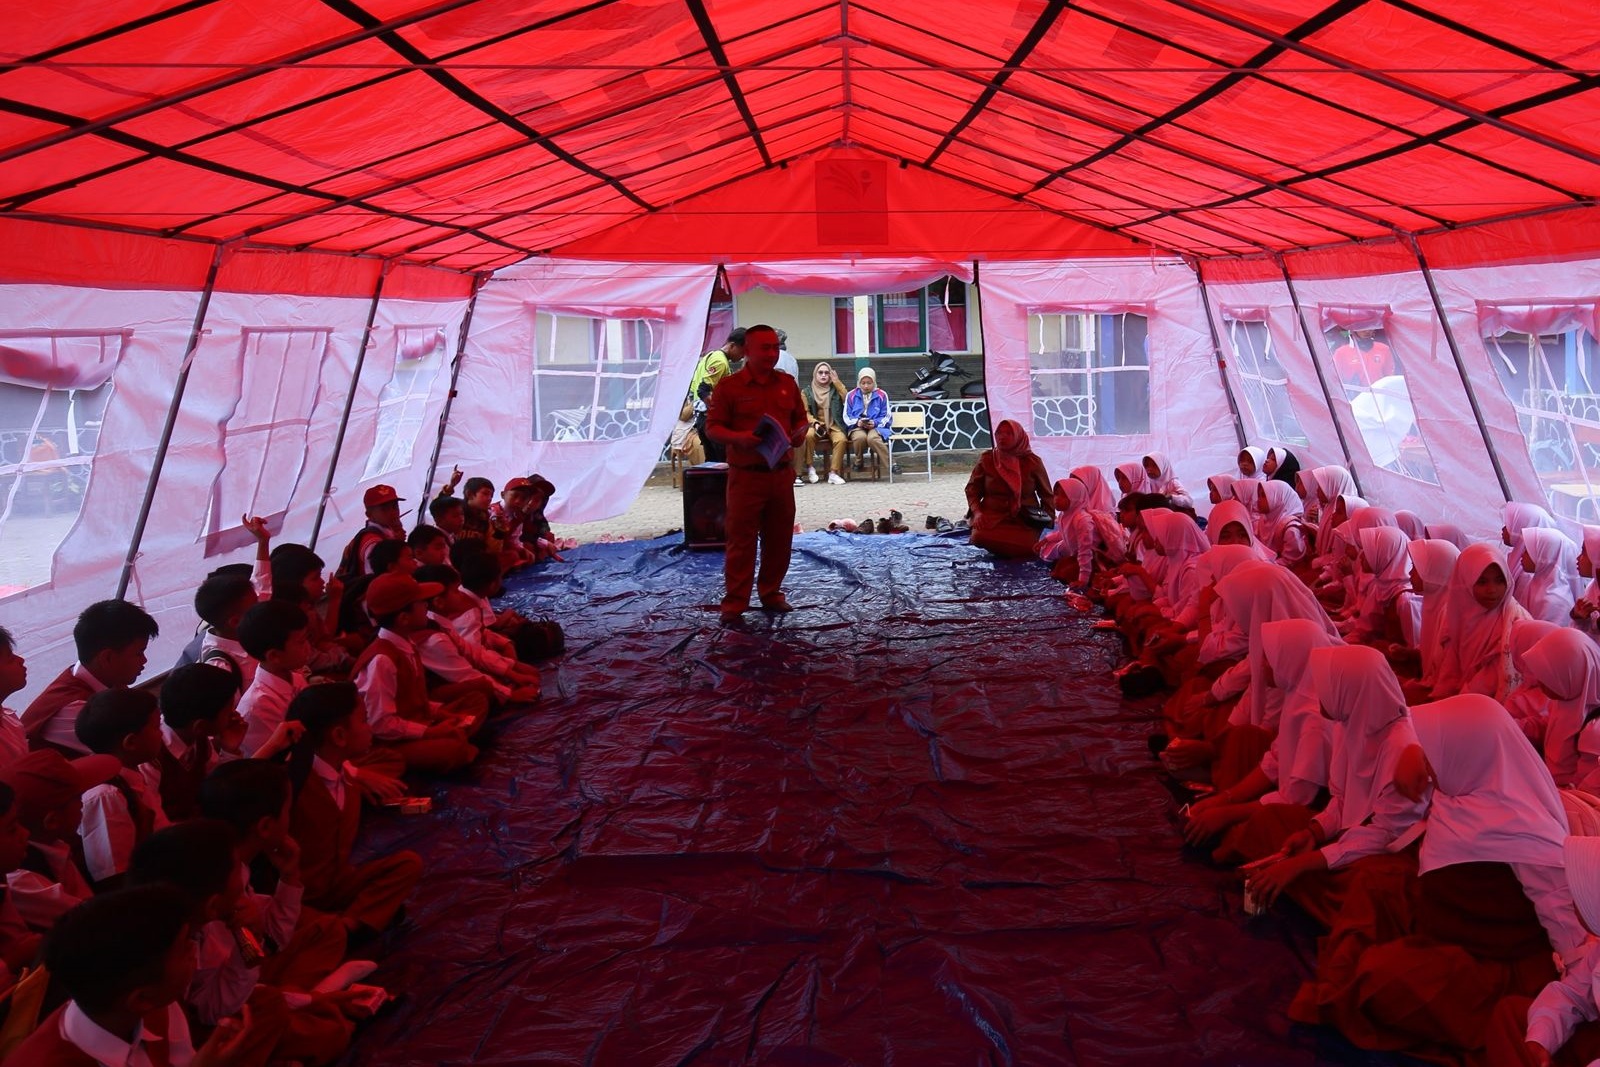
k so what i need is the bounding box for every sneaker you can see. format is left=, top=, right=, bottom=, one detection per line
left=806, top=467, right=819, bottom=484
left=794, top=476, right=803, bottom=487
left=827, top=471, right=845, bottom=485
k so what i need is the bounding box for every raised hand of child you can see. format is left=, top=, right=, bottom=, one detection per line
left=256, top=720, right=307, bottom=760
left=325, top=574, right=344, bottom=603
left=241, top=514, right=269, bottom=543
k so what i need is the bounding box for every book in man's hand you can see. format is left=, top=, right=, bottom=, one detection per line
left=752, top=414, right=791, bottom=470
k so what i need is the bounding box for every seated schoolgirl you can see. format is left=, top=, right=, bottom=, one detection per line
left=1504, top=501, right=1561, bottom=604
left=1141, top=452, right=1193, bottom=510
left=1396, top=538, right=1460, bottom=701
left=1518, top=527, right=1583, bottom=625
left=1573, top=525, right=1600, bottom=630
left=1037, top=479, right=1124, bottom=591
left=1236, top=446, right=1267, bottom=480
left=1520, top=628, right=1600, bottom=791
left=1262, top=446, right=1301, bottom=487
left=1245, top=645, right=1429, bottom=928
left=1340, top=527, right=1411, bottom=648
left=1069, top=464, right=1118, bottom=512
left=1432, top=544, right=1532, bottom=702
left=1254, top=480, right=1311, bottom=566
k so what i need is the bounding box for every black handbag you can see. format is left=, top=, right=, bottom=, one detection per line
left=1021, top=505, right=1055, bottom=529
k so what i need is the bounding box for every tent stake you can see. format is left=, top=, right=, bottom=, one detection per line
left=1407, top=235, right=1513, bottom=503
left=417, top=274, right=487, bottom=523
left=1189, top=259, right=1248, bottom=450
left=309, top=262, right=389, bottom=550
left=1276, top=255, right=1365, bottom=498
left=116, top=243, right=227, bottom=600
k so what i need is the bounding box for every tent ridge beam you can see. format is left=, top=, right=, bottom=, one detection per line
left=922, top=0, right=1070, bottom=167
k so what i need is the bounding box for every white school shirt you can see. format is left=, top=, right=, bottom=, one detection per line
left=79, top=766, right=170, bottom=884
left=188, top=868, right=305, bottom=1024
left=238, top=668, right=306, bottom=757
left=199, top=630, right=258, bottom=691
left=60, top=1000, right=197, bottom=1067
left=312, top=755, right=347, bottom=809
left=420, top=615, right=511, bottom=698
left=7, top=840, right=92, bottom=929
left=355, top=629, right=431, bottom=741
left=1527, top=937, right=1600, bottom=1055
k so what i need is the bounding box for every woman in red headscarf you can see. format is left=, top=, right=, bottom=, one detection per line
left=964, top=419, right=1052, bottom=559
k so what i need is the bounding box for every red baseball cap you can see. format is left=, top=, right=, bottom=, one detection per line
left=363, top=485, right=404, bottom=508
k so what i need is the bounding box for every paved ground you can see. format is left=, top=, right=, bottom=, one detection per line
left=550, top=454, right=984, bottom=542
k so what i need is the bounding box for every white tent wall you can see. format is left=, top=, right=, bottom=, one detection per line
left=0, top=282, right=472, bottom=709
left=978, top=258, right=1245, bottom=503
left=438, top=260, right=718, bottom=522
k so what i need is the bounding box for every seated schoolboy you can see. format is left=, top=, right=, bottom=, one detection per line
left=412, top=565, right=540, bottom=706
left=408, top=524, right=452, bottom=568
left=0, top=751, right=117, bottom=931
left=198, top=760, right=357, bottom=992
left=194, top=569, right=264, bottom=691
left=419, top=565, right=540, bottom=685
left=450, top=476, right=499, bottom=551
left=334, top=484, right=407, bottom=585
left=518, top=475, right=565, bottom=563
left=354, top=574, right=484, bottom=774
left=127, top=821, right=365, bottom=1066
left=271, top=543, right=356, bottom=670
left=237, top=600, right=311, bottom=758
left=11, top=884, right=262, bottom=1067
left=366, top=539, right=416, bottom=578
left=155, top=663, right=262, bottom=820
left=22, top=600, right=159, bottom=756
left=74, top=688, right=170, bottom=889
left=0, top=625, right=30, bottom=769
left=0, top=780, right=41, bottom=992
left=490, top=477, right=536, bottom=569
left=452, top=543, right=565, bottom=663
left=428, top=493, right=466, bottom=544
left=285, top=683, right=423, bottom=938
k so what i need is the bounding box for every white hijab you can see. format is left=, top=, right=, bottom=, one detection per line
left=1519, top=526, right=1583, bottom=624
left=1432, top=543, right=1531, bottom=700
left=1206, top=499, right=1270, bottom=558
left=1411, top=694, right=1567, bottom=874
left=1424, top=523, right=1472, bottom=550
left=1070, top=465, right=1117, bottom=513
left=1257, top=620, right=1340, bottom=804
left=1581, top=525, right=1600, bottom=609
left=1505, top=501, right=1559, bottom=601
left=1356, top=526, right=1412, bottom=621
left=1238, top=446, right=1268, bottom=480
left=1143, top=509, right=1211, bottom=608
left=1311, top=644, right=1426, bottom=840
left=1216, top=560, right=1341, bottom=673
left=1406, top=539, right=1460, bottom=687
left=1253, top=480, right=1304, bottom=558
left=1522, top=627, right=1600, bottom=788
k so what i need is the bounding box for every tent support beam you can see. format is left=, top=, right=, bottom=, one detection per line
left=1189, top=259, right=1249, bottom=451
left=116, top=243, right=226, bottom=600
left=418, top=275, right=487, bottom=523
left=1407, top=234, right=1513, bottom=503
left=309, top=263, right=390, bottom=551
left=1276, top=254, right=1365, bottom=498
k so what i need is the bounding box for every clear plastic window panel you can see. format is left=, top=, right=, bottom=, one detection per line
left=1484, top=323, right=1600, bottom=521
left=0, top=332, right=122, bottom=595
left=208, top=327, right=329, bottom=535
left=532, top=314, right=664, bottom=442
left=1321, top=324, right=1439, bottom=484
left=1028, top=312, right=1150, bottom=437
left=1223, top=317, right=1307, bottom=446
left=363, top=324, right=447, bottom=480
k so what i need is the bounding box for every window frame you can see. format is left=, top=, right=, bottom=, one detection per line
left=361, top=323, right=448, bottom=481
left=1218, top=309, right=1308, bottom=446
left=1026, top=308, right=1151, bottom=438
left=529, top=306, right=670, bottom=443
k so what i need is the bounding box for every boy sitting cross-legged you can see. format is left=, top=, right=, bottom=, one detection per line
left=23, top=601, right=158, bottom=757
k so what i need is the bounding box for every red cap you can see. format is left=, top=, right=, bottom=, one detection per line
left=363, top=485, right=404, bottom=508
left=503, top=477, right=532, bottom=494
left=365, top=573, right=444, bottom=617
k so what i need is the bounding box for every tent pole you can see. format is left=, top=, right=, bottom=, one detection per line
left=309, top=262, right=390, bottom=550
left=1276, top=254, right=1366, bottom=498
left=417, top=274, right=487, bottom=525
left=1189, top=258, right=1249, bottom=450
left=1406, top=235, right=1513, bottom=503
left=116, top=243, right=227, bottom=600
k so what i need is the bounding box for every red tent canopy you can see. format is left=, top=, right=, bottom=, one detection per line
left=4, top=0, right=1600, bottom=278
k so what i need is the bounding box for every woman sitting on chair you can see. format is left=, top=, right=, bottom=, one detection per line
left=843, top=367, right=892, bottom=477
left=797, top=362, right=848, bottom=486
left=965, top=419, right=1053, bottom=559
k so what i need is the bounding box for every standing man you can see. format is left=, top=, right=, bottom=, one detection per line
left=689, top=327, right=746, bottom=464
left=705, top=325, right=810, bottom=619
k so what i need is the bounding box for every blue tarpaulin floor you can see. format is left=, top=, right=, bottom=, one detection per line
left=342, top=531, right=1394, bottom=1066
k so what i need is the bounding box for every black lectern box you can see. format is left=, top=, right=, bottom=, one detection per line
left=682, top=464, right=728, bottom=549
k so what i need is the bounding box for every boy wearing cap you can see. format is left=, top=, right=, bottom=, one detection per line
left=353, top=574, right=484, bottom=774
left=1, top=750, right=117, bottom=930
left=23, top=600, right=159, bottom=757
left=490, top=479, right=536, bottom=568
left=334, top=485, right=407, bottom=585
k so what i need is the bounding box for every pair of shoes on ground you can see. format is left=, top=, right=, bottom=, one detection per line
left=799, top=467, right=848, bottom=486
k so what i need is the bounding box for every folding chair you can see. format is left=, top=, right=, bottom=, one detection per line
left=889, top=406, right=933, bottom=483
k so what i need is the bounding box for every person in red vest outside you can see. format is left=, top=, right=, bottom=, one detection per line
left=705, top=324, right=810, bottom=620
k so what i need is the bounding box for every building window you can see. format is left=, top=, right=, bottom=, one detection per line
left=1027, top=310, right=1150, bottom=437
left=362, top=324, right=447, bottom=480
left=0, top=330, right=124, bottom=596
left=1319, top=306, right=1439, bottom=484
left=833, top=279, right=968, bottom=355
left=205, top=326, right=330, bottom=552
left=1480, top=303, right=1600, bottom=518
left=1220, top=310, right=1307, bottom=446
left=531, top=311, right=665, bottom=442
